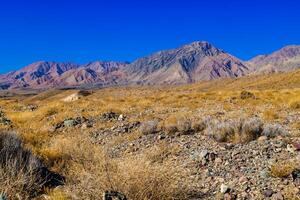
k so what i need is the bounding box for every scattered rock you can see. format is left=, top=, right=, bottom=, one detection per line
left=292, top=142, right=300, bottom=151
left=221, top=184, right=229, bottom=194
left=263, top=189, right=274, bottom=197
left=271, top=192, right=284, bottom=200
left=101, top=112, right=123, bottom=121
left=62, top=90, right=92, bottom=102
left=55, top=117, right=93, bottom=130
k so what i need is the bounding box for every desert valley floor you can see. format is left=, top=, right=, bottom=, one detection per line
left=0, top=69, right=300, bottom=199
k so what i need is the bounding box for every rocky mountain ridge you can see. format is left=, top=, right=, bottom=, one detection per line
left=1, top=42, right=300, bottom=89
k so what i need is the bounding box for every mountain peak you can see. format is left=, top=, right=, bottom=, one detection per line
left=180, top=41, right=225, bottom=56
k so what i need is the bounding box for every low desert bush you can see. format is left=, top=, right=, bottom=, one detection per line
left=236, top=117, right=264, bottom=143
left=240, top=90, right=255, bottom=99
left=208, top=120, right=236, bottom=142
left=262, top=124, right=287, bottom=138
left=208, top=117, right=285, bottom=143
left=270, top=161, right=296, bottom=178
left=0, top=131, right=64, bottom=199
left=164, top=116, right=193, bottom=135
left=176, top=117, right=192, bottom=134
left=139, top=120, right=159, bottom=135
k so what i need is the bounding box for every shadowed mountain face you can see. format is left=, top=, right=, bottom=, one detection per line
left=247, top=45, right=300, bottom=73
left=1, top=41, right=300, bottom=90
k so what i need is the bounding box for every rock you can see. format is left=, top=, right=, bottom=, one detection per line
left=64, top=119, right=76, bottom=127
left=257, top=136, right=268, bottom=142
left=118, top=114, right=125, bottom=121
left=263, top=189, right=274, bottom=197
left=157, top=134, right=166, bottom=140
left=292, top=142, right=300, bottom=151
left=103, top=191, right=127, bottom=200
left=0, top=194, right=8, bottom=200
left=200, top=149, right=209, bottom=159
left=62, top=93, right=80, bottom=102
left=62, top=91, right=92, bottom=102
left=259, top=170, right=269, bottom=178
left=271, top=192, right=284, bottom=200
left=287, top=144, right=296, bottom=153
left=101, top=112, right=120, bottom=121
left=224, top=193, right=237, bottom=200
left=215, top=157, right=222, bottom=164
left=292, top=169, right=300, bottom=186
left=221, top=184, right=229, bottom=194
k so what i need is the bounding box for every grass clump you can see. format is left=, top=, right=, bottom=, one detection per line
left=240, top=90, right=255, bottom=99
left=139, top=120, right=159, bottom=135
left=270, top=161, right=296, bottom=178
left=0, top=131, right=64, bottom=199
left=207, top=117, right=285, bottom=143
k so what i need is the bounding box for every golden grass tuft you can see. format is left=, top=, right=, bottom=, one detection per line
left=270, top=161, right=296, bottom=178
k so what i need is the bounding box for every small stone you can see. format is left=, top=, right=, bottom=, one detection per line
left=292, top=143, right=300, bottom=151
left=118, top=114, right=125, bottom=121
left=257, top=136, right=268, bottom=142
left=224, top=193, right=236, bottom=200
left=263, top=189, right=274, bottom=197
left=64, top=119, right=76, bottom=127
left=221, top=184, right=229, bottom=194
left=260, top=170, right=269, bottom=178
left=287, top=144, right=296, bottom=153
left=200, top=149, right=209, bottom=159
left=271, top=192, right=284, bottom=200
left=215, top=157, right=222, bottom=164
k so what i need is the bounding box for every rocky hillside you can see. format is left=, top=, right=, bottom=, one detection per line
left=2, top=42, right=300, bottom=90
left=247, top=45, right=300, bottom=73
left=0, top=41, right=250, bottom=89
left=0, top=61, right=128, bottom=89
left=125, top=41, right=249, bottom=84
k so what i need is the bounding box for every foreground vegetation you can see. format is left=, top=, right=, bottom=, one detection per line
left=0, top=70, right=300, bottom=199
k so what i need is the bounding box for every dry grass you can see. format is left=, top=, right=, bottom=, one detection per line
left=0, top=70, right=300, bottom=199
left=270, top=161, right=296, bottom=178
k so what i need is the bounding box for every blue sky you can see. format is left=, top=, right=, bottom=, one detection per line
left=0, top=0, right=300, bottom=73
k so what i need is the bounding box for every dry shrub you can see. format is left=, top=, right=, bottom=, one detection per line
left=50, top=132, right=189, bottom=200
left=208, top=117, right=265, bottom=143
left=191, top=116, right=212, bottom=133
left=236, top=117, right=264, bottom=143
left=139, top=120, right=159, bottom=135
left=240, top=90, right=255, bottom=99
left=270, top=161, right=296, bottom=178
left=65, top=152, right=189, bottom=200
left=46, top=188, right=69, bottom=200
left=104, top=156, right=188, bottom=200
left=208, top=120, right=235, bottom=142
left=0, top=159, right=43, bottom=199
left=0, top=132, right=60, bottom=199
left=282, top=184, right=300, bottom=200
left=262, top=124, right=287, bottom=138
left=163, top=115, right=192, bottom=135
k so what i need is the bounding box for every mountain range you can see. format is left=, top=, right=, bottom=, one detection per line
left=1, top=41, right=299, bottom=90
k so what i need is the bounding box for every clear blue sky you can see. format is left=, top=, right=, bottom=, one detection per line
left=0, top=0, right=300, bottom=73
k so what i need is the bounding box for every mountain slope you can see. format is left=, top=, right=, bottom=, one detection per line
left=0, top=61, right=128, bottom=89
left=125, top=41, right=249, bottom=84
left=248, top=45, right=300, bottom=73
